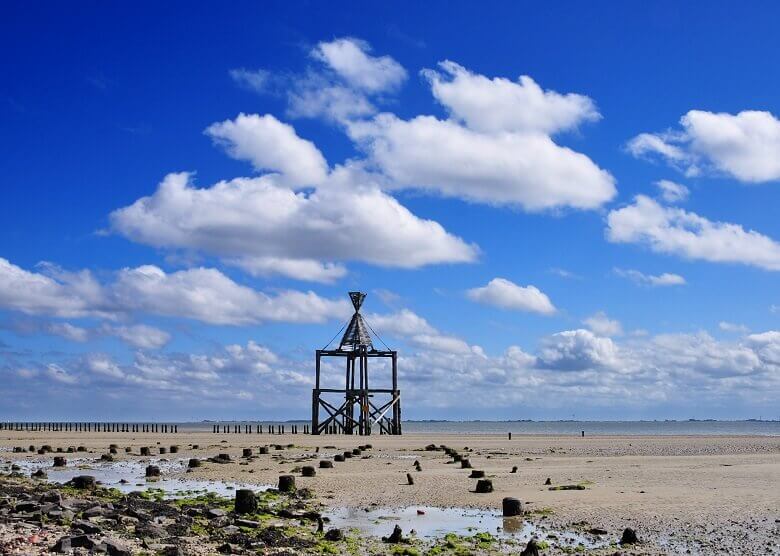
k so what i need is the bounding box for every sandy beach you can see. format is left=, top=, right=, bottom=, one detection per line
left=2, top=431, right=778, bottom=554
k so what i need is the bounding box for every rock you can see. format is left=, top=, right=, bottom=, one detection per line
left=159, top=447, right=167, bottom=455
left=145, top=465, right=161, bottom=478
left=140, top=447, right=150, bottom=456
left=160, top=547, right=187, bottom=556
left=352, top=448, right=361, bottom=456
left=258, top=447, right=269, bottom=454
left=40, top=491, right=62, bottom=504
left=83, top=505, right=105, bottom=518
left=334, top=454, right=345, bottom=462
left=188, top=458, right=201, bottom=468
left=406, top=473, right=414, bottom=485
left=136, top=521, right=166, bottom=538
left=382, top=524, right=404, bottom=543
left=452, top=454, right=462, bottom=462
left=589, top=527, right=608, bottom=535
left=278, top=475, right=296, bottom=492
left=364, top=444, right=372, bottom=449
left=235, top=518, right=260, bottom=528
left=475, top=479, right=493, bottom=493
left=620, top=527, right=638, bottom=544
left=32, top=469, right=48, bottom=479
left=101, top=453, right=114, bottom=462
left=14, top=501, right=41, bottom=513
left=72, top=520, right=102, bottom=534
left=234, top=489, right=257, bottom=514
left=125, top=447, right=132, bottom=453
left=319, top=460, right=333, bottom=468
left=170, top=445, right=179, bottom=454
left=302, top=466, right=316, bottom=477
left=502, top=497, right=523, bottom=517
left=77, top=446, right=86, bottom=452
left=469, top=470, right=485, bottom=478
left=324, top=528, right=344, bottom=541
left=511, top=466, right=518, bottom=473
left=460, top=458, right=472, bottom=469
left=548, top=484, right=585, bottom=490
left=104, top=540, right=132, bottom=556
left=242, top=448, right=253, bottom=458
left=544, top=477, right=552, bottom=485
left=52, top=534, right=96, bottom=552
left=109, top=447, right=118, bottom=454
left=217, top=543, right=238, bottom=554
left=206, top=508, right=227, bottom=519
left=425, top=444, right=438, bottom=451
left=53, top=456, right=67, bottom=467
left=343, top=451, right=353, bottom=459
left=69, top=475, right=96, bottom=489
left=520, top=538, right=540, bottom=556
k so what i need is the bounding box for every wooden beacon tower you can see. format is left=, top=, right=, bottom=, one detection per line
left=311, top=292, right=401, bottom=435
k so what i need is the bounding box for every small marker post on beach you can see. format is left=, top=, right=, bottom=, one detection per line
left=581, top=430, right=585, bottom=437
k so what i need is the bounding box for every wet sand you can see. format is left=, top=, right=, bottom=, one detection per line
left=2, top=431, right=779, bottom=554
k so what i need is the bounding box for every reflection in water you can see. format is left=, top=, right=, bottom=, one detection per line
left=5, top=457, right=270, bottom=499
left=324, top=506, right=608, bottom=549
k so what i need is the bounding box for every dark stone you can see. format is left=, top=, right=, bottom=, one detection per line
left=511, top=466, right=518, bottom=473
left=324, top=528, right=344, bottom=541
left=364, top=444, right=372, bottom=449
left=382, top=524, right=404, bottom=543
left=206, top=508, right=227, bottom=519
left=460, top=458, right=472, bottom=469
left=234, top=489, right=257, bottom=514
left=475, top=479, right=493, bottom=493
left=159, top=447, right=167, bottom=455
left=77, top=446, right=86, bottom=452
left=125, top=447, right=132, bottom=453
left=14, top=501, right=40, bottom=513
left=319, top=460, right=333, bottom=468
left=235, top=518, right=260, bottom=528
left=544, top=477, right=552, bottom=485
left=620, top=527, right=638, bottom=544
left=589, top=527, right=608, bottom=535
left=278, top=475, right=296, bottom=492
left=170, top=445, right=179, bottom=454
left=520, top=538, right=540, bottom=556
left=83, top=505, right=105, bottom=518
left=258, top=447, right=269, bottom=454
left=469, top=470, right=485, bottom=478
left=136, top=521, right=166, bottom=538
left=452, top=454, right=462, bottom=462
left=188, top=458, right=201, bottom=468
left=145, top=465, right=161, bottom=478
left=343, top=451, right=353, bottom=459
left=302, top=466, right=316, bottom=477
left=72, top=520, right=102, bottom=534
left=334, top=454, right=345, bottom=462
left=109, top=447, right=118, bottom=454
left=425, top=444, right=438, bottom=451
left=406, top=473, right=414, bottom=485
left=502, top=497, right=523, bottom=517
left=69, top=475, right=96, bottom=489
left=140, top=447, right=150, bottom=456
left=52, top=535, right=96, bottom=552
left=352, top=448, right=361, bottom=455
left=101, top=453, right=114, bottom=462
left=104, top=540, right=132, bottom=556
left=242, top=448, right=253, bottom=458
left=32, top=469, right=48, bottom=479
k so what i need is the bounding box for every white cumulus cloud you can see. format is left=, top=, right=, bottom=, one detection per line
left=607, top=195, right=780, bottom=270
left=466, top=278, right=556, bottom=315
left=614, top=267, right=687, bottom=287
left=628, top=110, right=780, bottom=183
left=583, top=311, right=623, bottom=337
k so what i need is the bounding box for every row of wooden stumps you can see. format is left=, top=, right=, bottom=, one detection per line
left=0, top=422, right=178, bottom=433
left=211, top=424, right=309, bottom=434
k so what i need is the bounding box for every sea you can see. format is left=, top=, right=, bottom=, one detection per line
left=176, top=420, right=780, bottom=436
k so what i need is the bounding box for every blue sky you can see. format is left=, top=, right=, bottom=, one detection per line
left=1, top=2, right=779, bottom=420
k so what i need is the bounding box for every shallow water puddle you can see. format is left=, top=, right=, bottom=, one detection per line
left=325, top=506, right=608, bottom=549
left=5, top=458, right=270, bottom=498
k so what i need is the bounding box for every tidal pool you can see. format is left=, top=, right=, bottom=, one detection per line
left=324, top=506, right=610, bottom=549
left=5, top=457, right=270, bottom=498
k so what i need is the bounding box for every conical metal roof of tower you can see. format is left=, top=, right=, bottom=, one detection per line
left=339, top=291, right=373, bottom=351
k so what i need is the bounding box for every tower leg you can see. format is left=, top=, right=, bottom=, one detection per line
left=311, top=389, right=320, bottom=435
